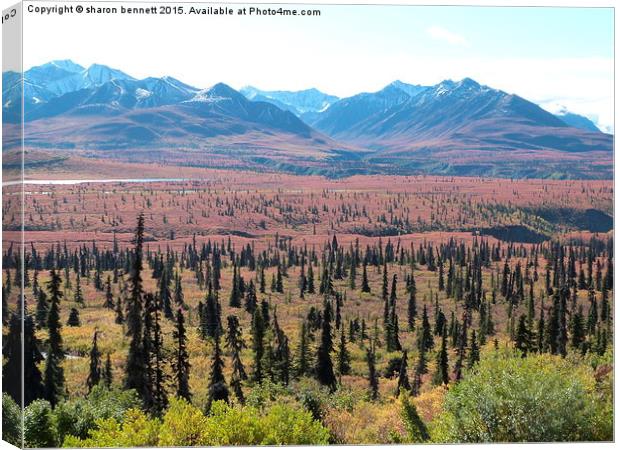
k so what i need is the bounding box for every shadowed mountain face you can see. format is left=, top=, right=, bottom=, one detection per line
left=2, top=60, right=613, bottom=179
left=313, top=78, right=609, bottom=152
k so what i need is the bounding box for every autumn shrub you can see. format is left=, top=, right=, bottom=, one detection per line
left=63, top=397, right=329, bottom=447
left=430, top=351, right=613, bottom=443
left=63, top=409, right=161, bottom=448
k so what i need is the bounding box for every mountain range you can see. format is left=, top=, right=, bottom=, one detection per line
left=2, top=60, right=613, bottom=179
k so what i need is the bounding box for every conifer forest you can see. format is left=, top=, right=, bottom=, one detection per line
left=1, top=173, right=614, bottom=446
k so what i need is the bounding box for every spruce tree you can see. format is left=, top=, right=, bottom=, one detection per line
left=244, top=280, right=257, bottom=313
left=3, top=313, right=46, bottom=406
left=407, top=274, right=417, bottom=330
left=206, top=333, right=229, bottom=410
left=515, top=314, right=531, bottom=357
left=316, top=299, right=337, bottom=391
left=104, top=275, right=114, bottom=309
left=159, top=268, right=173, bottom=319
left=361, top=262, right=371, bottom=293
left=467, top=330, right=480, bottom=368
left=104, top=353, right=113, bottom=388
left=412, top=344, right=426, bottom=397
left=86, top=330, right=102, bottom=392
left=337, top=329, right=351, bottom=377
left=44, top=269, right=65, bottom=407
left=74, top=273, right=84, bottom=306
left=35, top=290, right=48, bottom=329
left=433, top=327, right=449, bottom=386
left=418, top=305, right=434, bottom=351
left=396, top=350, right=411, bottom=394
left=307, top=264, right=316, bottom=294
left=115, top=296, right=124, bottom=324
left=67, top=307, right=81, bottom=326
left=251, top=308, right=265, bottom=382
left=570, top=305, right=586, bottom=350
left=172, top=308, right=191, bottom=401
left=226, top=315, right=247, bottom=403
left=173, top=272, right=185, bottom=308
left=124, top=214, right=147, bottom=397
left=149, top=293, right=168, bottom=416
left=295, top=321, right=311, bottom=378
left=366, top=346, right=379, bottom=400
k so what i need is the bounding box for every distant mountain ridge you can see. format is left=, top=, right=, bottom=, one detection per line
left=2, top=60, right=613, bottom=179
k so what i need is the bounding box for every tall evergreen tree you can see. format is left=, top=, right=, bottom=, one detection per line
left=361, top=262, right=371, bottom=293
left=104, top=275, right=114, bottom=309
left=366, top=346, right=379, bottom=400
left=515, top=314, right=532, bottom=357
left=206, top=333, right=229, bottom=410
left=433, top=327, right=449, bottom=386
left=3, top=313, right=46, bottom=406
left=226, top=315, right=246, bottom=403
left=407, top=274, right=417, bottom=330
left=172, top=308, right=191, bottom=401
left=104, top=353, right=113, bottom=388
left=251, top=308, right=266, bottom=382
left=467, top=330, right=480, bottom=368
left=412, top=344, right=427, bottom=397
left=396, top=350, right=411, bottom=394
left=124, top=214, right=147, bottom=398
left=295, top=321, right=311, bottom=378
left=44, top=269, right=65, bottom=407
left=86, top=331, right=102, bottom=392
left=337, top=329, right=351, bottom=377
left=316, top=300, right=337, bottom=391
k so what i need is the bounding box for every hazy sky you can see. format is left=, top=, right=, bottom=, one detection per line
left=22, top=3, right=614, bottom=131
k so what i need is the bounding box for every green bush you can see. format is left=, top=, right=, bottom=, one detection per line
left=157, top=398, right=208, bottom=446
left=431, top=352, right=613, bottom=443
left=24, top=400, right=58, bottom=448
left=260, top=403, right=330, bottom=445
left=63, top=398, right=330, bottom=447
left=2, top=393, right=22, bottom=447
left=62, top=409, right=160, bottom=448
left=55, top=385, right=140, bottom=442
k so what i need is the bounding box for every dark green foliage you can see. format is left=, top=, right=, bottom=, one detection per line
left=433, top=327, right=449, bottom=386
left=226, top=315, right=246, bottom=403
left=125, top=214, right=147, bottom=397
left=173, top=308, right=191, bottom=401
left=2, top=392, right=22, bottom=447
left=366, top=346, right=379, bottom=400
left=36, top=289, right=49, bottom=328
left=337, top=329, right=351, bottom=377
left=45, top=269, right=65, bottom=407
left=396, top=351, right=411, bottom=394
left=400, top=392, right=430, bottom=442
left=53, top=385, right=140, bottom=443
left=207, top=334, right=229, bottom=411
left=251, top=308, right=266, bottom=382
left=104, top=275, right=114, bottom=309
left=315, top=300, right=337, bottom=391
left=104, top=353, right=113, bottom=388
left=361, top=262, right=371, bottom=293
left=67, top=307, right=81, bottom=326
left=515, top=315, right=532, bottom=357
left=86, top=331, right=102, bottom=392
left=24, top=400, right=58, bottom=448
left=295, top=321, right=311, bottom=378
left=412, top=344, right=427, bottom=397
left=418, top=305, right=434, bottom=352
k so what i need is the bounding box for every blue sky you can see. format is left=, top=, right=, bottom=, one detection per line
left=23, top=4, right=614, bottom=130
